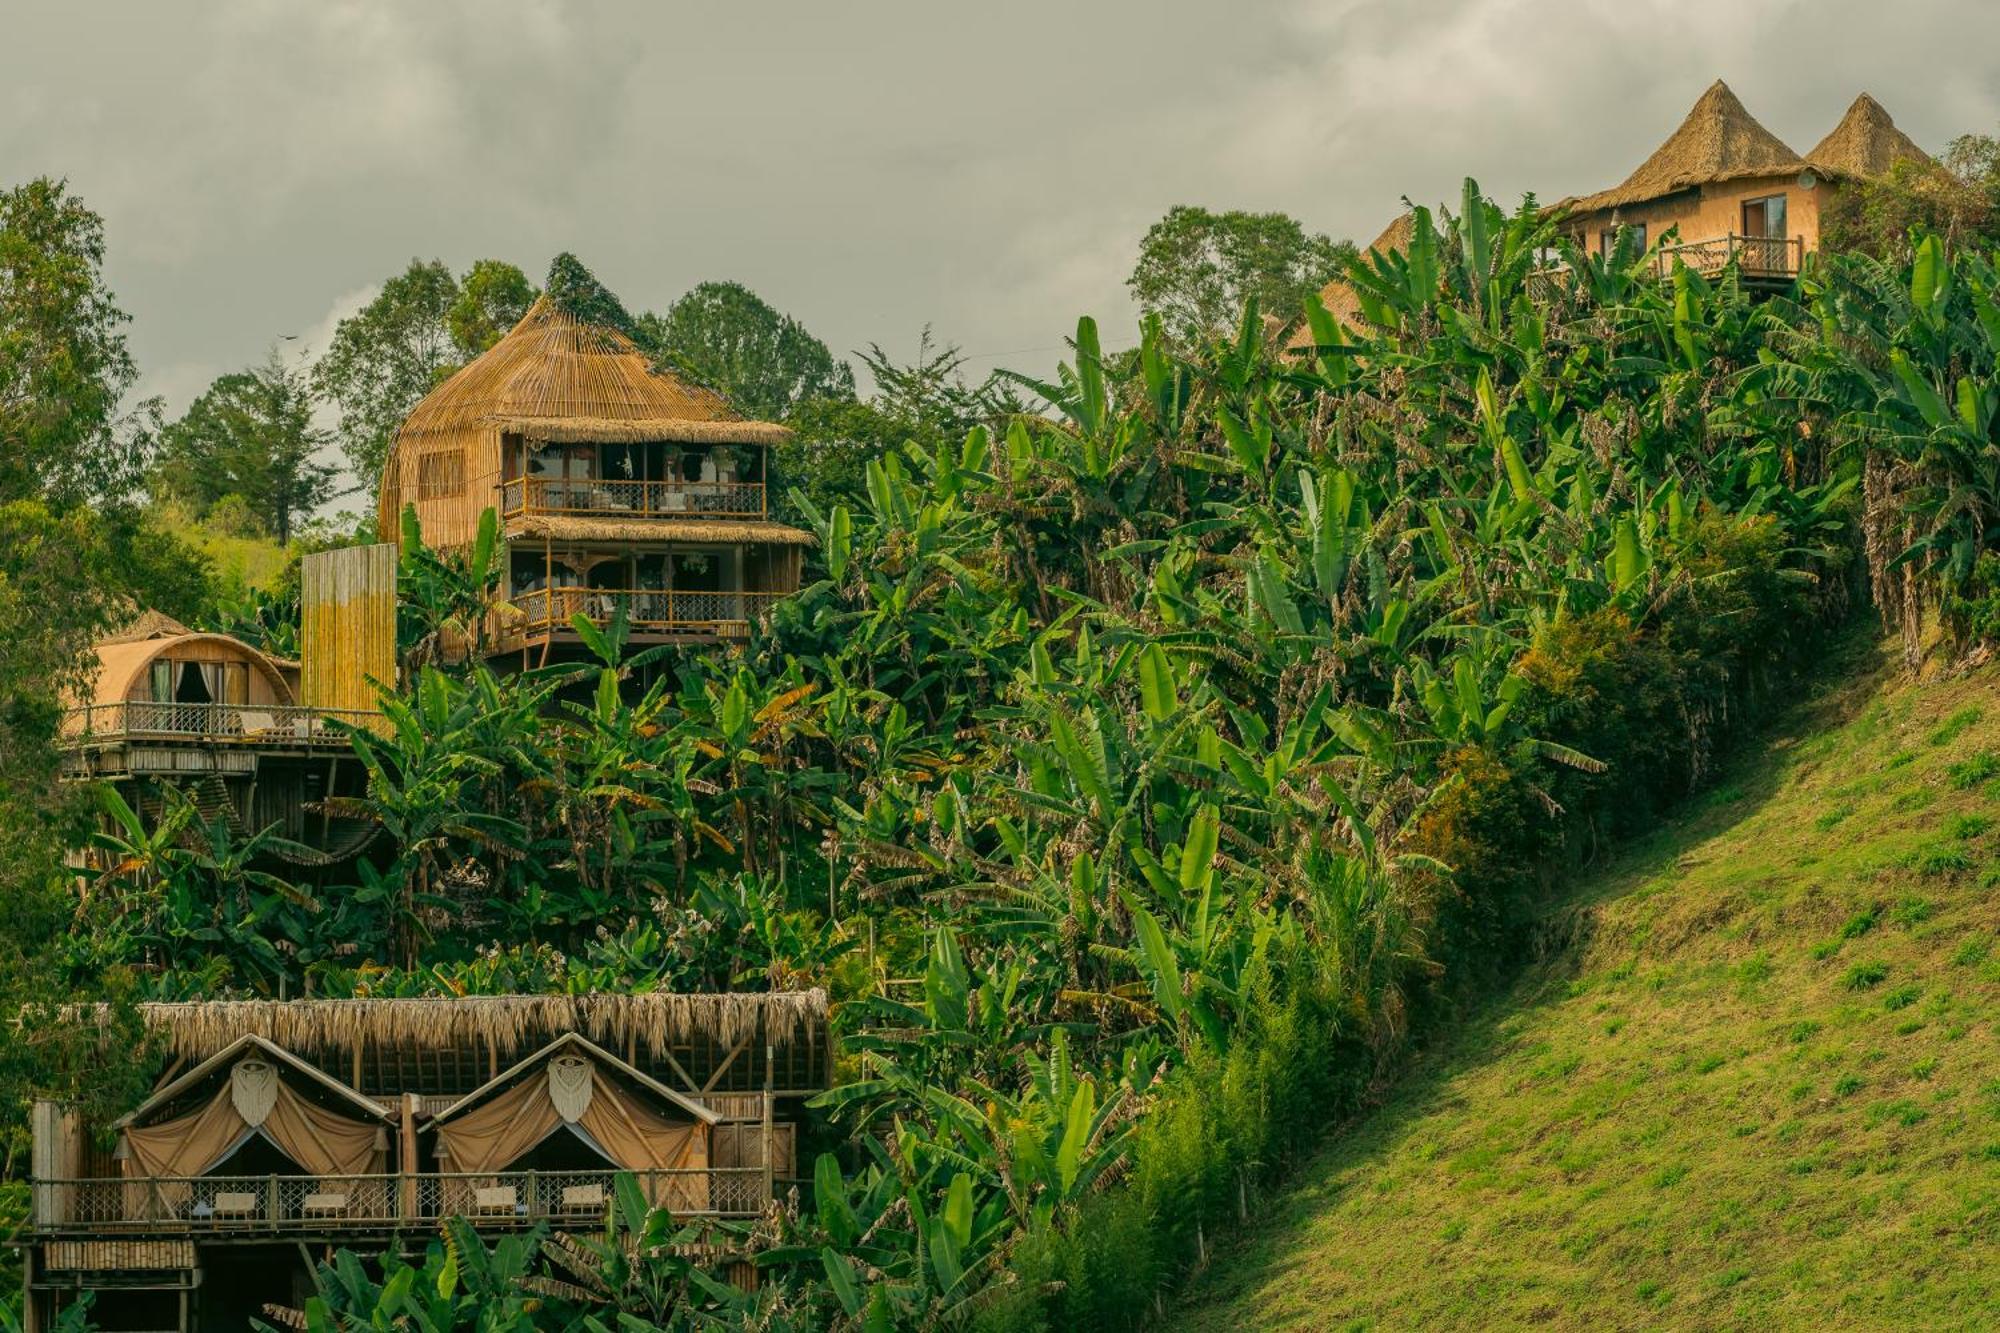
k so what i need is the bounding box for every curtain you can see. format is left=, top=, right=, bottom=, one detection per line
left=432, top=1058, right=711, bottom=1214
left=120, top=1059, right=387, bottom=1218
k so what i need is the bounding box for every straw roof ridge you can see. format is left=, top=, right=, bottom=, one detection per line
left=103, top=991, right=828, bottom=1064
left=387, top=293, right=783, bottom=475
left=510, top=514, right=818, bottom=547
left=1808, top=93, right=1936, bottom=180
left=489, top=414, right=790, bottom=446
left=100, top=610, right=195, bottom=645
left=1561, top=80, right=1805, bottom=214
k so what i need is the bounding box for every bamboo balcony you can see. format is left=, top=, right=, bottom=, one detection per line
left=62, top=701, right=375, bottom=745
left=506, top=588, right=787, bottom=641
left=30, top=1167, right=771, bottom=1237
left=1654, top=233, right=1803, bottom=279
left=501, top=478, right=767, bottom=521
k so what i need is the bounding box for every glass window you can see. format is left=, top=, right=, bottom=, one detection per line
left=1741, top=195, right=1787, bottom=238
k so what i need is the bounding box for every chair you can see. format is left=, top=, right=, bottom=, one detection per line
left=473, top=1185, right=520, bottom=1215
left=300, top=1192, right=349, bottom=1219
left=210, top=1191, right=260, bottom=1219
left=237, top=709, right=278, bottom=736
left=559, top=1183, right=606, bottom=1213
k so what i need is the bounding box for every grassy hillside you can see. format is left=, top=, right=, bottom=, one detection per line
left=1173, top=636, right=2000, bottom=1331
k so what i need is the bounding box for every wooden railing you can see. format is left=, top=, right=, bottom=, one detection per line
left=30, top=1167, right=769, bottom=1234
left=501, top=478, right=766, bottom=520
left=509, top=588, right=786, bottom=637
left=60, top=701, right=376, bottom=746
left=1655, top=233, right=1803, bottom=279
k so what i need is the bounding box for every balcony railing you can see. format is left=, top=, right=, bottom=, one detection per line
left=501, top=478, right=766, bottom=520
left=60, top=701, right=376, bottom=746
left=508, top=588, right=786, bottom=638
left=31, top=1168, right=769, bottom=1234
left=1655, top=233, right=1803, bottom=279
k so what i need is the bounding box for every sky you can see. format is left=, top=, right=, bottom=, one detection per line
left=5, top=0, right=1999, bottom=449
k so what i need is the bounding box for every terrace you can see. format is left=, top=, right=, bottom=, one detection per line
left=58, top=701, right=376, bottom=780
left=30, top=1166, right=772, bottom=1238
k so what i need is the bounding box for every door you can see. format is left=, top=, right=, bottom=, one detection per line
left=1740, top=196, right=1788, bottom=271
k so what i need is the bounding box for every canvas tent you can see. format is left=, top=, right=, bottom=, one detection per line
left=429, top=1034, right=719, bottom=1214
left=115, top=1036, right=391, bottom=1216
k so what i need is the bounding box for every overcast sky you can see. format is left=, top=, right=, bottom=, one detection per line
left=6, top=0, right=1999, bottom=434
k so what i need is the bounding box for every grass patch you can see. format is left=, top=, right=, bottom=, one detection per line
left=1946, top=751, right=2000, bottom=789
left=1927, top=705, right=1982, bottom=746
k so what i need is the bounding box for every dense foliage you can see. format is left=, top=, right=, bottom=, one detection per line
left=16, top=168, right=2000, bottom=1328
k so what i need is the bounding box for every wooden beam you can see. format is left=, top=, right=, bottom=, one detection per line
left=701, top=1034, right=754, bottom=1094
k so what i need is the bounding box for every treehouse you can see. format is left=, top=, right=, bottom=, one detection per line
left=379, top=293, right=815, bottom=662
left=59, top=548, right=396, bottom=869
left=21, top=991, right=829, bottom=1331
left=59, top=611, right=377, bottom=865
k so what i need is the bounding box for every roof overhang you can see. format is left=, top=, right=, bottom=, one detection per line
left=429, top=1032, right=721, bottom=1127
left=114, top=1033, right=392, bottom=1129
left=507, top=514, right=817, bottom=547
left=489, top=415, right=791, bottom=446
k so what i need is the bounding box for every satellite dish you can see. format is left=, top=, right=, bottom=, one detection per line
left=1797, top=168, right=1819, bottom=191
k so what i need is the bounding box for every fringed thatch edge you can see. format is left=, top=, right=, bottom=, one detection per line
left=508, top=514, right=818, bottom=547
left=72, top=991, right=828, bottom=1065
left=489, top=415, right=792, bottom=446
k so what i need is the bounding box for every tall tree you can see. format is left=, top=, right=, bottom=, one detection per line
left=155, top=349, right=337, bottom=544
left=1127, top=205, right=1356, bottom=340
left=0, top=178, right=146, bottom=505
left=637, top=280, right=854, bottom=420
left=314, top=258, right=538, bottom=488
left=448, top=258, right=539, bottom=357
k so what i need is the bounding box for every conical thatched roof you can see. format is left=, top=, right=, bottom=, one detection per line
left=1562, top=80, right=1805, bottom=214
left=1808, top=93, right=1935, bottom=180
left=1293, top=213, right=1414, bottom=345
left=390, top=293, right=790, bottom=459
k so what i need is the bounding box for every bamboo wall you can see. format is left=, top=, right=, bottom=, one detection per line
left=301, top=545, right=397, bottom=718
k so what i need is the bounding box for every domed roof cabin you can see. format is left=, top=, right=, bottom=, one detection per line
left=380, top=279, right=815, bottom=658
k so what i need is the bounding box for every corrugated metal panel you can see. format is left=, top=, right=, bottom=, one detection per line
left=44, top=1239, right=195, bottom=1271
left=301, top=545, right=397, bottom=723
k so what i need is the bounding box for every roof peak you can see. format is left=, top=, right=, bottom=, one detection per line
left=1807, top=92, right=1934, bottom=179
left=1561, top=79, right=1802, bottom=215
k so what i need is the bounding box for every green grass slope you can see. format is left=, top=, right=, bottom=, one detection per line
left=1173, top=639, right=2000, bottom=1331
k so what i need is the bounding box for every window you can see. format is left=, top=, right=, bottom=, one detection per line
left=418, top=450, right=465, bottom=500
left=1600, top=222, right=1647, bottom=257
left=1741, top=195, right=1787, bottom=239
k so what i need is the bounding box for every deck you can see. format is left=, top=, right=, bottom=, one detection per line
left=31, top=1166, right=772, bottom=1239
left=1653, top=233, right=1802, bottom=281
left=501, top=477, right=767, bottom=520
left=58, top=702, right=376, bottom=779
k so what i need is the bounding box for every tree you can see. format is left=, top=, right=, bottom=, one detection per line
left=637, top=279, right=854, bottom=420
left=780, top=329, right=1008, bottom=518
left=1127, top=205, right=1357, bottom=340
left=314, top=258, right=538, bottom=487
left=155, top=350, right=336, bottom=544
left=0, top=178, right=146, bottom=505
left=448, top=258, right=539, bottom=357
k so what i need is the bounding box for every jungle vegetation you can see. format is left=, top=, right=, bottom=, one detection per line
left=6, top=169, right=2000, bottom=1329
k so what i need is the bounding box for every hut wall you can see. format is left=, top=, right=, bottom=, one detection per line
left=1566, top=172, right=1823, bottom=260
left=747, top=544, right=803, bottom=596
left=390, top=427, right=506, bottom=553
left=300, top=544, right=397, bottom=714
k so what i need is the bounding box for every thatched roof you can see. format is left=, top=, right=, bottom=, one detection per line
left=1294, top=213, right=1415, bottom=345
left=113, top=992, right=827, bottom=1066
left=100, top=610, right=194, bottom=645
left=382, top=293, right=789, bottom=526
left=1808, top=94, right=1935, bottom=180
left=509, top=514, right=818, bottom=548
left=1560, top=80, right=1804, bottom=214
left=492, top=415, right=790, bottom=446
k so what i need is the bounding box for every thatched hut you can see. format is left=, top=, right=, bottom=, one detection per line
left=379, top=279, right=815, bottom=658
left=1550, top=80, right=1815, bottom=277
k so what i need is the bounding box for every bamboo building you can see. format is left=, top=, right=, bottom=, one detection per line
left=22, top=992, right=829, bottom=1329
left=58, top=545, right=396, bottom=869
left=378, top=293, right=816, bottom=660
left=1310, top=83, right=1936, bottom=336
